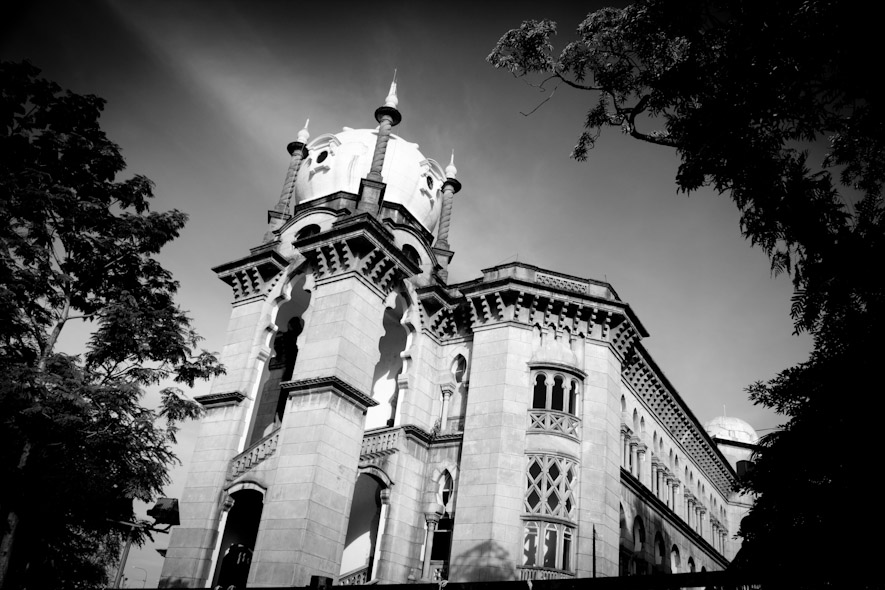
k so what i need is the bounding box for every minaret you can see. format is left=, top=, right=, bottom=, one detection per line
left=434, top=151, right=463, bottom=282
left=264, top=119, right=310, bottom=242
left=358, top=74, right=402, bottom=214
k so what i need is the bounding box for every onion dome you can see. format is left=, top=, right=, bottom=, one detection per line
left=293, top=127, right=445, bottom=232
left=704, top=416, right=759, bottom=444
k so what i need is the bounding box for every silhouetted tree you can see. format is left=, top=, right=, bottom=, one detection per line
left=0, top=60, right=224, bottom=589
left=489, top=1, right=884, bottom=584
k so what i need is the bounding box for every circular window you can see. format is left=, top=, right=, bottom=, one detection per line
left=316, top=150, right=328, bottom=164
left=426, top=176, right=434, bottom=190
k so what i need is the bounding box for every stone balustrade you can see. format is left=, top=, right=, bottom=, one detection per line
left=528, top=410, right=581, bottom=440
left=517, top=567, right=576, bottom=581
left=228, top=428, right=280, bottom=481
left=361, top=427, right=400, bottom=458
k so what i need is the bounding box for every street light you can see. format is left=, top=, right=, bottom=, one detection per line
left=111, top=498, right=180, bottom=589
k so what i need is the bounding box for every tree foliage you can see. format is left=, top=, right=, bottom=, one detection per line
left=0, top=60, right=224, bottom=589
left=490, top=0, right=883, bottom=582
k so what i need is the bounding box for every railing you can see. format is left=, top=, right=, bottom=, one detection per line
left=338, top=566, right=369, bottom=586
left=518, top=567, right=576, bottom=581
left=528, top=410, right=581, bottom=439
left=361, top=428, right=400, bottom=458
left=228, top=428, right=280, bottom=481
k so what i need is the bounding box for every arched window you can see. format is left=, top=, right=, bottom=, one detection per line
left=670, top=545, right=680, bottom=573
left=621, top=395, right=627, bottom=414
left=568, top=381, right=578, bottom=415
left=688, top=557, right=696, bottom=573
left=402, top=244, right=421, bottom=267
left=451, top=355, right=467, bottom=383
left=295, top=224, right=320, bottom=240
left=632, top=409, right=639, bottom=432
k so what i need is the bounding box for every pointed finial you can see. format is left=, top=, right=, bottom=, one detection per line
left=297, top=118, right=310, bottom=143
left=384, top=69, right=398, bottom=109
left=445, top=150, right=457, bottom=178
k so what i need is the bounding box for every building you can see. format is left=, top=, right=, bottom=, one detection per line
left=158, top=84, right=756, bottom=588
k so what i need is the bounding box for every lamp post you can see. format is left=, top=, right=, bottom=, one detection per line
left=112, top=498, right=180, bottom=589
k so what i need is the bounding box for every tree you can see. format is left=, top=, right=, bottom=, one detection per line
left=0, top=60, right=224, bottom=589
left=489, top=1, right=884, bottom=584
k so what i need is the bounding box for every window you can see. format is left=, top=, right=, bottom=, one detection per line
left=530, top=371, right=580, bottom=415
left=524, top=455, right=577, bottom=520
left=522, top=454, right=578, bottom=573
left=522, top=521, right=574, bottom=572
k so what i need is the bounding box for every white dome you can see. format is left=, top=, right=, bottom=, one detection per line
left=293, top=127, right=445, bottom=232
left=704, top=416, right=759, bottom=444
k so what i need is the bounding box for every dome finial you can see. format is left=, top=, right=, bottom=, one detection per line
left=446, top=150, right=457, bottom=179
left=297, top=118, right=310, bottom=143
left=384, top=69, right=398, bottom=109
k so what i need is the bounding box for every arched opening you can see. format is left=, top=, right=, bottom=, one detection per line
left=621, top=395, right=627, bottom=415
left=340, top=474, right=384, bottom=581
left=568, top=380, right=578, bottom=415
left=551, top=376, right=565, bottom=411
left=654, top=533, right=665, bottom=571
left=431, top=471, right=456, bottom=576
left=401, top=244, right=421, bottom=268
left=448, top=355, right=469, bottom=431
left=533, top=374, right=547, bottom=409
left=247, top=274, right=312, bottom=446
left=212, top=489, right=264, bottom=589
left=688, top=556, right=696, bottom=573
left=631, top=516, right=647, bottom=575
left=366, top=290, right=409, bottom=430
left=619, top=505, right=630, bottom=576
left=670, top=545, right=680, bottom=573
left=295, top=224, right=320, bottom=240
left=632, top=409, right=639, bottom=432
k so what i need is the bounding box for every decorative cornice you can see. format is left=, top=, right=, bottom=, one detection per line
left=526, top=361, right=588, bottom=379
left=212, top=249, right=289, bottom=303
left=294, top=213, right=420, bottom=298
left=281, top=376, right=378, bottom=411
left=622, top=344, right=740, bottom=498
left=194, top=391, right=246, bottom=407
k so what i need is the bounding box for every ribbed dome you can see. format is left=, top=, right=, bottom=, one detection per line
left=293, top=127, right=445, bottom=232
left=704, top=416, right=759, bottom=444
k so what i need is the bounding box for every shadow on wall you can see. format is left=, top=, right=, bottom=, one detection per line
left=449, top=540, right=516, bottom=582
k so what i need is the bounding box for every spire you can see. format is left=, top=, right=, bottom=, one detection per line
left=297, top=118, right=310, bottom=144
left=445, top=150, right=457, bottom=179
left=384, top=69, right=398, bottom=109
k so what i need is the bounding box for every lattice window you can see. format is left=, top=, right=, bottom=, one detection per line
left=524, top=455, right=578, bottom=520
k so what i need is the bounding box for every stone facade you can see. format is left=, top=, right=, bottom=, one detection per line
left=159, top=112, right=754, bottom=588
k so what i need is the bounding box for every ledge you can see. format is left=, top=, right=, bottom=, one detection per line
left=281, top=376, right=378, bottom=410
left=194, top=391, right=245, bottom=407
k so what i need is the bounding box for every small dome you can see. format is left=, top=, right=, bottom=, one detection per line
left=293, top=127, right=445, bottom=232
left=704, top=416, right=759, bottom=444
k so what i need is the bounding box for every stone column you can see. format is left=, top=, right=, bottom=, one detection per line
left=421, top=506, right=443, bottom=580
left=371, top=489, right=391, bottom=581
left=439, top=384, right=454, bottom=433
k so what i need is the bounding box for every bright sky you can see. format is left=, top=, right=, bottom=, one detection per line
left=2, top=1, right=811, bottom=586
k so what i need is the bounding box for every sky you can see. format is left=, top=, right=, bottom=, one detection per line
left=2, top=1, right=812, bottom=586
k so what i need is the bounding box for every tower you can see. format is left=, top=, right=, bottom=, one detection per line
left=160, top=83, right=750, bottom=588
